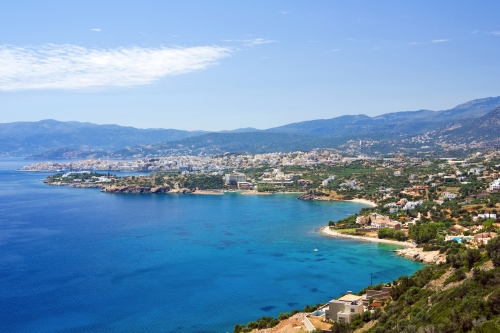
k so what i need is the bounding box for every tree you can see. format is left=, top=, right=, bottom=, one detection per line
left=331, top=321, right=351, bottom=333
left=486, top=236, right=500, bottom=267
left=394, top=230, right=408, bottom=241
left=409, top=224, right=437, bottom=244
left=378, top=228, right=395, bottom=239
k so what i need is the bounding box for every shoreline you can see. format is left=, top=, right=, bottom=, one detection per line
left=346, top=198, right=377, bottom=207
left=319, top=226, right=416, bottom=248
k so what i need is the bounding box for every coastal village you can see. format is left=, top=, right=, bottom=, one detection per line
left=24, top=149, right=500, bottom=332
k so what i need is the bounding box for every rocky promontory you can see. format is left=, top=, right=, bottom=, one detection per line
left=101, top=185, right=171, bottom=194
left=297, top=193, right=335, bottom=201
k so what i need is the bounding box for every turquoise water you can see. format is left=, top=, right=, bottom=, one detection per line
left=0, top=158, right=423, bottom=332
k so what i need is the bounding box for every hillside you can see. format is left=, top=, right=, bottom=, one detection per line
left=110, top=132, right=340, bottom=157
left=441, top=106, right=500, bottom=145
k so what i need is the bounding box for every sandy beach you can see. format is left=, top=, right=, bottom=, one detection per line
left=240, top=191, right=273, bottom=195
left=191, top=190, right=223, bottom=195
left=346, top=198, right=378, bottom=207
left=319, top=226, right=416, bottom=248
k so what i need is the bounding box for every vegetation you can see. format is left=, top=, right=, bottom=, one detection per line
left=233, top=304, right=323, bottom=333
left=377, top=228, right=407, bottom=241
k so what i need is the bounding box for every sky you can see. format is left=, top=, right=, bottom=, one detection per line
left=1, top=1, right=499, bottom=131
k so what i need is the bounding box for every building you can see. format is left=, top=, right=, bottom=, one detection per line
left=297, top=179, right=312, bottom=186
left=441, top=192, right=458, bottom=200
left=225, top=173, right=246, bottom=185
left=474, top=232, right=498, bottom=245
left=325, top=292, right=364, bottom=324
left=473, top=213, right=497, bottom=221
left=356, top=216, right=371, bottom=225
left=321, top=175, right=336, bottom=187
left=490, top=179, right=500, bottom=191
left=237, top=182, right=252, bottom=190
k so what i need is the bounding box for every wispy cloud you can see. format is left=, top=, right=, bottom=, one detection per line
left=248, top=38, right=276, bottom=46
left=491, top=31, right=500, bottom=36
left=279, top=11, right=288, bottom=14
left=90, top=28, right=101, bottom=32
left=326, top=49, right=342, bottom=53
left=432, top=39, right=450, bottom=43
left=222, top=38, right=277, bottom=46
left=0, top=44, right=231, bottom=91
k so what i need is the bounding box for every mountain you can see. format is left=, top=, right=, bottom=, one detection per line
left=267, top=96, right=500, bottom=138
left=217, top=127, right=261, bottom=133
left=441, top=106, right=500, bottom=144
left=3, top=96, right=500, bottom=157
left=0, top=119, right=207, bottom=155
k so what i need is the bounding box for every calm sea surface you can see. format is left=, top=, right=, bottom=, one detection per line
left=0, top=158, right=423, bottom=333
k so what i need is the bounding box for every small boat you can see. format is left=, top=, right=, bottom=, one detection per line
left=314, top=248, right=318, bottom=252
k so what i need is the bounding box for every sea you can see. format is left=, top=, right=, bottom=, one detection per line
left=0, top=158, right=423, bottom=333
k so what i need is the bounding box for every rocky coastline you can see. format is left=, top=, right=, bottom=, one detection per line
left=101, top=185, right=172, bottom=194
left=297, top=193, right=334, bottom=201
left=394, top=247, right=446, bottom=265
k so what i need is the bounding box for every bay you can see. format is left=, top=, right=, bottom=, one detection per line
left=0, top=158, right=423, bottom=333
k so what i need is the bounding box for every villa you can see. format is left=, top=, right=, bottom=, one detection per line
left=324, top=292, right=364, bottom=324
left=324, top=287, right=392, bottom=324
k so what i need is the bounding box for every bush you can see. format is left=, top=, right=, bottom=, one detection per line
left=444, top=268, right=466, bottom=285
left=423, top=245, right=441, bottom=251
left=378, top=228, right=395, bottom=239
left=488, top=289, right=500, bottom=315
left=486, top=236, right=500, bottom=267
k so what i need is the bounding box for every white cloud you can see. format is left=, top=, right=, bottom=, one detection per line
left=0, top=44, right=232, bottom=91
left=491, top=31, right=500, bottom=36
left=90, top=28, right=101, bottom=32
left=432, top=39, right=450, bottom=43
left=222, top=38, right=276, bottom=46
left=326, top=48, right=342, bottom=53
left=247, top=38, right=276, bottom=46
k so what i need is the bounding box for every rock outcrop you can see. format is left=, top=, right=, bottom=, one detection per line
left=395, top=248, right=446, bottom=264
left=298, top=193, right=334, bottom=201
left=101, top=185, right=170, bottom=194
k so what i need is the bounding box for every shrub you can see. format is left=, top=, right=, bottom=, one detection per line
left=486, top=236, right=500, bottom=267
left=444, top=268, right=466, bottom=285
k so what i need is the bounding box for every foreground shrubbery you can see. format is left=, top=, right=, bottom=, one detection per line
left=233, top=304, right=323, bottom=333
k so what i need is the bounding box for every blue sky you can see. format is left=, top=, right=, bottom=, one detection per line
left=1, top=1, right=499, bottom=130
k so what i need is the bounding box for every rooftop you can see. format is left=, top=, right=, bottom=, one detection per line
left=338, top=293, right=362, bottom=302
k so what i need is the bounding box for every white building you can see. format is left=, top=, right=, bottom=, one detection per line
left=321, top=175, right=336, bottom=187
left=224, top=173, right=246, bottom=185
left=325, top=292, right=364, bottom=324
left=490, top=179, right=500, bottom=192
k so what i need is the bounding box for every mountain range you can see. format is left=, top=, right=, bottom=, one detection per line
left=2, top=96, right=500, bottom=158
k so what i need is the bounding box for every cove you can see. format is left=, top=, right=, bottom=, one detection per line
left=0, top=159, right=423, bottom=333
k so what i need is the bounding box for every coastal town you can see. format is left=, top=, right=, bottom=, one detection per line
left=23, top=149, right=500, bottom=332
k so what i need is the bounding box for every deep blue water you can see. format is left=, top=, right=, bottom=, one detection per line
left=0, top=158, right=423, bottom=333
